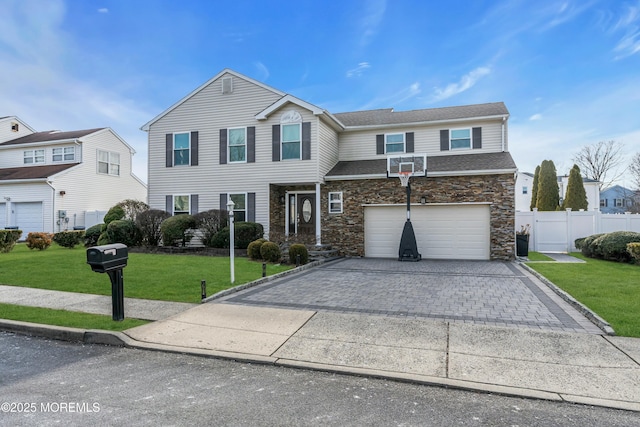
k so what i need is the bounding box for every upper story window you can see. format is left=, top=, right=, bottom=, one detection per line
left=228, top=128, right=247, bottom=163
left=173, top=195, right=190, bottom=215
left=385, top=133, right=405, bottom=153
left=24, top=149, right=45, bottom=164
left=450, top=128, right=471, bottom=150
left=52, top=146, right=75, bottom=162
left=282, top=123, right=301, bottom=160
left=98, top=150, right=120, bottom=176
left=522, top=186, right=528, bottom=195
left=173, top=133, right=190, bottom=166
left=228, top=193, right=246, bottom=222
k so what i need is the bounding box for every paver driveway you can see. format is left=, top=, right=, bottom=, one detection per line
left=219, top=258, right=602, bottom=334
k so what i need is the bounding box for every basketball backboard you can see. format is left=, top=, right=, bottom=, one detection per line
left=387, top=154, right=427, bottom=177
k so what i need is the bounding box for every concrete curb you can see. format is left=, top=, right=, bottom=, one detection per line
left=519, top=262, right=616, bottom=336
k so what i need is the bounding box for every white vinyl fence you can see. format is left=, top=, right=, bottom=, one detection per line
left=515, top=209, right=640, bottom=253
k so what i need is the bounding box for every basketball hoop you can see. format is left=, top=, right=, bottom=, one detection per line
left=398, top=171, right=412, bottom=187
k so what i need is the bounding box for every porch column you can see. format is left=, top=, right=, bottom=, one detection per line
left=315, top=182, right=321, bottom=246
left=284, top=191, right=289, bottom=239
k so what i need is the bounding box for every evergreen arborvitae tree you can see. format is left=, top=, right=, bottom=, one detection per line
left=562, top=164, right=588, bottom=211
left=530, top=165, right=540, bottom=211
left=536, top=160, right=560, bottom=211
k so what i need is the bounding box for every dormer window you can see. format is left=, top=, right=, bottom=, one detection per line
left=11, top=122, right=19, bottom=132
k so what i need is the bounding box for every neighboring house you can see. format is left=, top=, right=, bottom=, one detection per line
left=600, top=185, right=638, bottom=214
left=142, top=69, right=517, bottom=260
left=515, top=172, right=600, bottom=211
left=0, top=116, right=147, bottom=237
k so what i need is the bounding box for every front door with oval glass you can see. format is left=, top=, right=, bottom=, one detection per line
left=288, top=193, right=315, bottom=236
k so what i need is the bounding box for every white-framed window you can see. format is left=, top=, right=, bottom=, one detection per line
left=600, top=199, right=607, bottom=207
left=385, top=133, right=405, bottom=153
left=281, top=123, right=301, bottom=160
left=228, top=127, right=247, bottom=163
left=173, top=132, right=190, bottom=166
left=23, top=149, right=45, bottom=164
left=173, top=195, right=190, bottom=215
left=614, top=198, right=623, bottom=207
left=52, top=146, right=75, bottom=162
left=329, top=192, right=343, bottom=214
left=97, top=150, right=120, bottom=176
left=450, top=128, right=471, bottom=150
left=228, top=193, right=247, bottom=222
left=522, top=186, right=528, bottom=195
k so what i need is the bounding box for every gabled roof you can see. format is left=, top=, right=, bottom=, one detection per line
left=0, top=128, right=104, bottom=146
left=326, top=152, right=517, bottom=180
left=0, top=163, right=80, bottom=181
left=141, top=68, right=287, bottom=131
left=333, top=102, right=509, bottom=128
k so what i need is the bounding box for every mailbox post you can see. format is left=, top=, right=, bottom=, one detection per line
left=86, top=243, right=128, bottom=321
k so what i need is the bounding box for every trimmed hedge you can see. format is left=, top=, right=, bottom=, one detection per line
left=161, top=215, right=197, bottom=247
left=26, top=232, right=53, bottom=250
left=53, top=230, right=85, bottom=248
left=260, top=241, right=281, bottom=263
left=99, top=219, right=142, bottom=247
left=289, top=243, right=309, bottom=265
left=84, top=224, right=104, bottom=247
left=0, top=229, right=22, bottom=253
left=628, top=242, right=640, bottom=263
left=247, top=238, right=266, bottom=260
left=579, top=231, right=640, bottom=263
left=103, top=205, right=125, bottom=229
left=210, top=222, right=264, bottom=249
left=577, top=233, right=605, bottom=258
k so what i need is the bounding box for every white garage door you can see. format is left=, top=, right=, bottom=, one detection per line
left=364, top=204, right=490, bottom=260
left=0, top=203, right=5, bottom=228
left=13, top=202, right=44, bottom=237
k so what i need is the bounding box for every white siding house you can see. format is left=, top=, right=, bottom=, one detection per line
left=515, top=172, right=600, bottom=212
left=0, top=116, right=147, bottom=237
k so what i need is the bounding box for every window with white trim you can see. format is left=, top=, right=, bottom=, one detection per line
left=98, top=150, right=120, bottom=176
left=281, top=123, right=301, bottom=160
left=228, top=128, right=247, bottom=163
left=52, top=146, right=75, bottom=162
left=173, top=133, right=190, bottom=166
left=173, top=195, right=190, bottom=215
left=450, top=128, right=471, bottom=150
left=522, top=186, right=528, bottom=195
left=615, top=198, right=623, bottom=207
left=24, top=149, right=45, bottom=164
left=600, top=199, right=607, bottom=207
left=385, top=133, right=405, bottom=153
left=329, top=192, right=343, bottom=214
left=228, top=193, right=246, bottom=222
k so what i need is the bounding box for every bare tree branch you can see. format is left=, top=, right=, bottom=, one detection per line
left=629, top=152, right=640, bottom=191
left=572, top=140, right=626, bottom=189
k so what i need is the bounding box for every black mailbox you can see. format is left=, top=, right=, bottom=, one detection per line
left=87, top=243, right=128, bottom=273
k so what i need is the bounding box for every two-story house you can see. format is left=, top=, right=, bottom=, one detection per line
left=600, top=185, right=638, bottom=214
left=0, top=116, right=147, bottom=237
left=515, top=172, right=600, bottom=211
left=142, top=69, right=517, bottom=260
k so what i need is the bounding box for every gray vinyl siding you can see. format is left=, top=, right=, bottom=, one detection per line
left=338, top=119, right=506, bottom=161
left=318, top=118, right=339, bottom=177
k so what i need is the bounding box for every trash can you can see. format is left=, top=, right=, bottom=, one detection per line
left=516, top=234, right=529, bottom=257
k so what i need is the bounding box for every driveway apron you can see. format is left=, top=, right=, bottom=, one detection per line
left=218, top=258, right=602, bottom=334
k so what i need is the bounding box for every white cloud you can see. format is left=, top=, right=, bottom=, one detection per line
left=358, top=0, right=386, bottom=46
left=359, top=82, right=421, bottom=110
left=346, top=62, right=371, bottom=78
left=98, top=8, right=109, bottom=14
left=610, top=1, right=640, bottom=59
left=253, top=61, right=270, bottom=81
left=529, top=114, right=543, bottom=121
left=430, top=67, right=491, bottom=102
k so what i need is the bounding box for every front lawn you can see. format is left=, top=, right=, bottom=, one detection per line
left=1, top=243, right=292, bottom=303
left=526, top=253, right=640, bottom=337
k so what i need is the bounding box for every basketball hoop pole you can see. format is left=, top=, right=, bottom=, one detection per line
left=397, top=172, right=421, bottom=262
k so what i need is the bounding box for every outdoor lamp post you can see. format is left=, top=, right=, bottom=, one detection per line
left=227, top=200, right=235, bottom=284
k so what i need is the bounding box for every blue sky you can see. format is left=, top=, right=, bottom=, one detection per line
left=1, top=0, right=639, bottom=185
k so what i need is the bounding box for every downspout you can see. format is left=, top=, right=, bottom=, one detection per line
left=46, top=180, right=56, bottom=233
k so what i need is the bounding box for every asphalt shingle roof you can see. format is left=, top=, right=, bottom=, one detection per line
left=0, top=129, right=104, bottom=146
left=0, top=163, right=79, bottom=181
left=333, top=102, right=508, bottom=127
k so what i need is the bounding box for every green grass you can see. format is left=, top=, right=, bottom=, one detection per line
left=526, top=252, right=555, bottom=261
left=526, top=253, right=640, bottom=337
left=1, top=243, right=292, bottom=303
left=0, top=303, right=148, bottom=331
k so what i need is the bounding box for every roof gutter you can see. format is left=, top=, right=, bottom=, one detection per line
left=0, top=178, right=50, bottom=184
left=0, top=138, right=80, bottom=149
left=340, top=114, right=510, bottom=131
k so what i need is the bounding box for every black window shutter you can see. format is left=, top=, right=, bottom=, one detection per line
left=247, top=126, right=255, bottom=163
left=219, top=129, right=227, bottom=164
left=190, top=131, right=199, bottom=166
left=220, top=193, right=227, bottom=212
left=248, top=192, right=256, bottom=222
left=440, top=130, right=449, bottom=151
left=166, top=134, right=173, bottom=167
left=166, top=195, right=173, bottom=214
left=302, top=122, right=311, bottom=160
left=272, top=125, right=280, bottom=162
left=406, top=132, right=414, bottom=153
left=472, top=127, right=482, bottom=149
left=376, top=134, right=384, bottom=155
left=190, top=194, right=199, bottom=215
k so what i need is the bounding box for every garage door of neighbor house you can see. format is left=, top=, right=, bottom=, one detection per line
left=13, top=202, right=44, bottom=237
left=364, top=204, right=490, bottom=260
left=0, top=203, right=5, bottom=228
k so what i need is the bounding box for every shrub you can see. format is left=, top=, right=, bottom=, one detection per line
left=247, top=239, right=266, bottom=260
left=574, top=237, right=586, bottom=250
left=289, top=243, right=309, bottom=265
left=210, top=222, right=264, bottom=249
left=0, top=230, right=22, bottom=253
left=53, top=230, right=85, bottom=248
left=161, top=215, right=197, bottom=247
left=84, top=224, right=104, bottom=247
left=194, top=209, right=228, bottom=247
left=136, top=209, right=171, bottom=246
left=99, top=220, right=142, bottom=247
left=260, top=241, right=281, bottom=263
left=115, top=199, right=149, bottom=222
left=103, top=205, right=126, bottom=230
left=628, top=242, right=640, bottom=263
left=579, top=233, right=606, bottom=258
left=594, top=231, right=640, bottom=262
left=26, top=232, right=53, bottom=250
